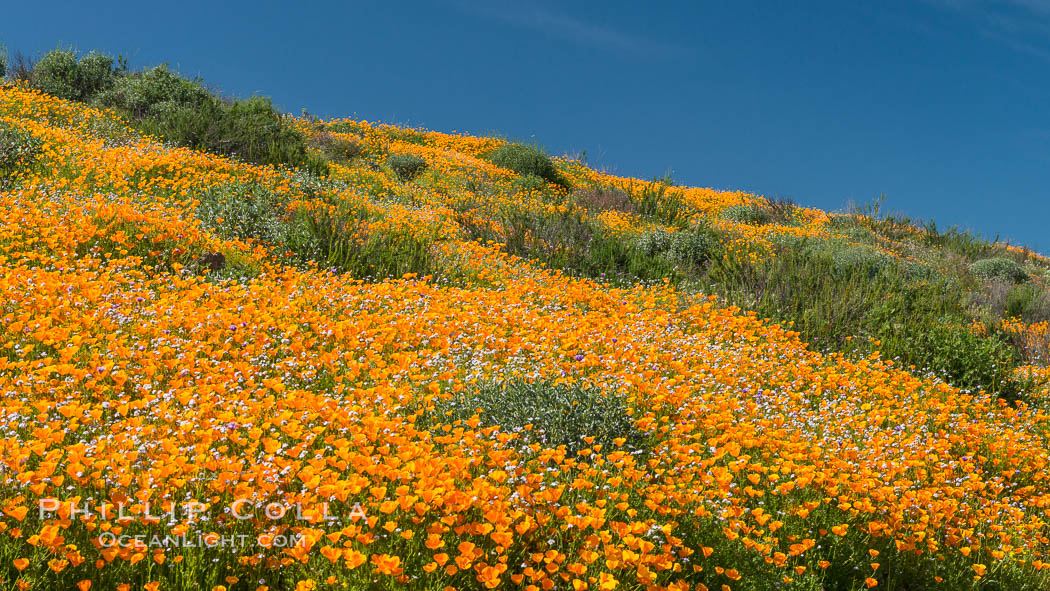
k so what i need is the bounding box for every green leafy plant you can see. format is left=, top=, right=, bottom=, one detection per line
left=30, top=48, right=118, bottom=101
left=386, top=153, right=427, bottom=181
left=428, top=379, right=650, bottom=454
left=635, top=225, right=719, bottom=269
left=309, top=132, right=363, bottom=162
left=721, top=204, right=772, bottom=225
left=0, top=121, right=43, bottom=177
left=488, top=143, right=567, bottom=187
left=972, top=256, right=1028, bottom=284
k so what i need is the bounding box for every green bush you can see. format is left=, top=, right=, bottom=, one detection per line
left=635, top=226, right=718, bottom=268
left=197, top=182, right=436, bottom=280
left=703, top=238, right=1020, bottom=397
left=827, top=242, right=894, bottom=280
left=488, top=143, right=566, bottom=187
left=905, top=321, right=1016, bottom=396
left=458, top=205, right=680, bottom=285
left=972, top=257, right=1028, bottom=283
left=309, top=132, right=363, bottom=162
left=0, top=46, right=7, bottom=80
left=93, top=65, right=211, bottom=118
left=196, top=182, right=311, bottom=249
left=721, top=204, right=771, bottom=225
left=31, top=48, right=117, bottom=101
left=512, top=173, right=546, bottom=193
left=1003, top=284, right=1050, bottom=322
left=95, top=67, right=322, bottom=172
left=29, top=48, right=80, bottom=100
left=0, top=121, right=44, bottom=176
left=386, top=153, right=427, bottom=181
left=428, top=379, right=650, bottom=454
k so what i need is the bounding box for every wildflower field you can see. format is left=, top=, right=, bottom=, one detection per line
left=3, top=60, right=1050, bottom=591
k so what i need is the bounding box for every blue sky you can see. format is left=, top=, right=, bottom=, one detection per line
left=5, top=1, right=1049, bottom=250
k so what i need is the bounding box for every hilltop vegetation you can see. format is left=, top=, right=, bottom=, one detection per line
left=1, top=47, right=1050, bottom=590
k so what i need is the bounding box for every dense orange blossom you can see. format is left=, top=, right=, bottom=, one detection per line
left=0, top=86, right=1048, bottom=590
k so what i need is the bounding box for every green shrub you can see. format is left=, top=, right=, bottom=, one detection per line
left=827, top=242, right=894, bottom=280
left=428, top=379, right=650, bottom=454
left=972, top=256, right=1028, bottom=283
left=0, top=121, right=44, bottom=176
left=669, top=226, right=719, bottom=266
left=721, top=204, right=771, bottom=225
left=301, top=207, right=436, bottom=279
left=1004, top=284, right=1050, bottom=322
left=197, top=182, right=436, bottom=280
left=703, top=238, right=1020, bottom=397
left=31, top=48, right=117, bottom=101
left=386, top=153, right=427, bottom=181
left=214, top=96, right=316, bottom=169
left=512, top=173, right=546, bottom=193
left=905, top=321, right=1016, bottom=396
left=921, top=222, right=996, bottom=260
left=488, top=143, right=566, bottom=187
left=74, top=51, right=118, bottom=97
left=93, top=65, right=211, bottom=118
left=196, top=182, right=310, bottom=249
left=95, top=67, right=321, bottom=172
left=634, top=228, right=675, bottom=259
left=29, top=48, right=80, bottom=100
left=458, top=206, right=680, bottom=285
left=309, top=132, right=363, bottom=162
left=0, top=46, right=7, bottom=80
left=635, top=226, right=718, bottom=268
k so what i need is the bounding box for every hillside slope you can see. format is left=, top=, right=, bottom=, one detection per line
left=2, top=73, right=1050, bottom=591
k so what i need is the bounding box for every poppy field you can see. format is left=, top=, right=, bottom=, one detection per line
left=2, top=76, right=1050, bottom=591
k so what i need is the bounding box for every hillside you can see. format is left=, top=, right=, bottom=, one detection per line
left=2, top=50, right=1050, bottom=590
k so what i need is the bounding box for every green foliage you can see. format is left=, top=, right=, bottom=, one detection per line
left=721, top=204, right=772, bottom=225
left=95, top=68, right=320, bottom=171
left=93, top=65, right=211, bottom=118
left=721, top=199, right=797, bottom=226
left=488, top=143, right=566, bottom=187
left=635, top=225, right=719, bottom=268
left=0, top=46, right=7, bottom=80
left=921, top=222, right=995, bottom=261
left=386, top=153, right=427, bottom=181
left=28, top=48, right=79, bottom=100
left=196, top=182, right=435, bottom=280
left=309, top=132, right=363, bottom=162
left=0, top=121, right=43, bottom=177
left=704, top=238, right=1020, bottom=397
left=512, top=173, right=546, bottom=193
left=30, top=48, right=118, bottom=101
left=300, top=205, right=436, bottom=279
left=14, top=49, right=324, bottom=172
left=196, top=182, right=303, bottom=247
left=460, top=205, right=683, bottom=285
left=826, top=242, right=894, bottom=280
left=428, top=379, right=650, bottom=454
left=900, top=321, right=1016, bottom=395
left=972, top=256, right=1028, bottom=284
left=1002, top=283, right=1050, bottom=323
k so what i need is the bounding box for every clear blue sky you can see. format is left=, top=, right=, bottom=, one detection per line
left=5, top=1, right=1048, bottom=250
